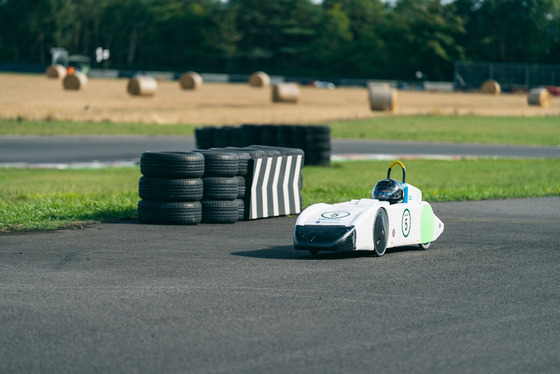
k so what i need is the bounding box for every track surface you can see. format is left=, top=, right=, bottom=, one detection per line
left=1, top=136, right=558, bottom=165
left=1, top=198, right=559, bottom=373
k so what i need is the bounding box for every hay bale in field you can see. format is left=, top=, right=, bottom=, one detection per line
left=481, top=79, right=501, bottom=95
left=367, top=83, right=398, bottom=112
left=46, top=64, right=67, bottom=79
left=127, top=76, right=158, bottom=96
left=249, top=71, right=270, bottom=87
left=272, top=83, right=300, bottom=103
left=527, top=88, right=551, bottom=107
left=180, top=71, right=203, bottom=90
left=62, top=71, right=88, bottom=90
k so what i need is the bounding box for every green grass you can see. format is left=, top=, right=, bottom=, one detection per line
left=0, top=167, right=140, bottom=231
left=1, top=116, right=559, bottom=146
left=1, top=159, right=559, bottom=232
left=329, top=116, right=560, bottom=146
left=0, top=118, right=197, bottom=136
left=301, top=159, right=560, bottom=207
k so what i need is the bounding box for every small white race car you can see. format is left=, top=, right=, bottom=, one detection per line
left=294, top=161, right=444, bottom=256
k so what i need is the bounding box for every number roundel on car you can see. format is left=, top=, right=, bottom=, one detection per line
left=402, top=209, right=411, bottom=237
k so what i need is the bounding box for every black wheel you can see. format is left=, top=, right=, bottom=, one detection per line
left=195, top=127, right=214, bottom=149
left=201, top=200, right=239, bottom=223
left=203, top=177, right=239, bottom=200
left=373, top=208, right=389, bottom=256
left=210, top=149, right=251, bottom=176
left=139, top=177, right=203, bottom=202
left=419, top=242, right=431, bottom=250
left=196, top=151, right=239, bottom=177
left=235, top=199, right=246, bottom=221
left=236, top=176, right=246, bottom=198
left=137, top=200, right=202, bottom=225
left=140, top=151, right=205, bottom=178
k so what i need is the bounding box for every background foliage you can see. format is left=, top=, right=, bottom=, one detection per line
left=0, top=0, right=559, bottom=81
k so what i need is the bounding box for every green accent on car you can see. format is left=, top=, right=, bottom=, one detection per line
left=421, top=204, right=434, bottom=243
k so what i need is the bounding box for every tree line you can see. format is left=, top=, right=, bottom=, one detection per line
left=1, top=0, right=559, bottom=81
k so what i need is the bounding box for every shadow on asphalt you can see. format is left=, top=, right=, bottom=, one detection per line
left=232, top=245, right=422, bottom=260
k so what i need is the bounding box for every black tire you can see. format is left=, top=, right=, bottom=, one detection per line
left=210, top=149, right=250, bottom=176
left=195, top=127, right=214, bottom=149
left=373, top=208, right=389, bottom=256
left=197, top=151, right=239, bottom=177
left=276, top=125, right=293, bottom=147
left=240, top=124, right=261, bottom=146
left=139, top=177, right=203, bottom=202
left=140, top=151, right=205, bottom=178
left=138, top=200, right=202, bottom=225
left=212, top=127, right=229, bottom=148
left=203, top=177, right=239, bottom=200
left=260, top=125, right=278, bottom=145
left=419, top=242, right=431, bottom=250
left=235, top=199, right=246, bottom=221
left=290, top=126, right=307, bottom=150
left=228, top=126, right=243, bottom=147
left=201, top=200, right=239, bottom=223
left=236, top=176, right=246, bottom=198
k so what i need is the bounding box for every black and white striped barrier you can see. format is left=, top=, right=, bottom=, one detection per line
left=246, top=153, right=303, bottom=219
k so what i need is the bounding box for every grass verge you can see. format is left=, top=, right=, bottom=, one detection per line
left=1, top=116, right=559, bottom=146
left=329, top=116, right=560, bottom=146
left=1, top=158, right=559, bottom=232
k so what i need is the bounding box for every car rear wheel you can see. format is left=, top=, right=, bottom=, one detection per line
left=373, top=208, right=389, bottom=256
left=419, top=242, right=431, bottom=250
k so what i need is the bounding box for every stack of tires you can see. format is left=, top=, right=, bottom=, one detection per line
left=194, top=124, right=330, bottom=166
left=196, top=150, right=246, bottom=224
left=137, top=151, right=205, bottom=225
left=138, top=147, right=305, bottom=225
left=303, top=126, right=330, bottom=166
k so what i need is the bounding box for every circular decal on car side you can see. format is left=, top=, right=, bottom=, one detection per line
left=402, top=209, right=411, bottom=237
left=321, top=211, right=351, bottom=219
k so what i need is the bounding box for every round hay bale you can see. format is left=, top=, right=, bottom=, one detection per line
left=272, top=83, right=300, bottom=103
left=527, top=88, right=551, bottom=107
left=367, top=83, right=398, bottom=112
left=127, top=76, right=158, bottom=96
left=46, top=64, right=67, bottom=79
left=180, top=71, right=203, bottom=90
left=62, top=71, right=88, bottom=90
left=249, top=71, right=270, bottom=87
left=481, top=79, right=501, bottom=95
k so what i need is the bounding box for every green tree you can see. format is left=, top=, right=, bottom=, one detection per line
left=384, top=0, right=465, bottom=80
left=310, top=3, right=353, bottom=76
left=231, top=0, right=322, bottom=74
left=458, top=0, right=558, bottom=63
left=321, top=0, right=388, bottom=78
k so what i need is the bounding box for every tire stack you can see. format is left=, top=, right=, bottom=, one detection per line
left=137, top=152, right=205, bottom=225
left=208, top=146, right=304, bottom=220
left=303, top=126, right=330, bottom=166
left=196, top=150, right=244, bottom=224
left=194, top=124, right=331, bottom=166
left=201, top=148, right=263, bottom=222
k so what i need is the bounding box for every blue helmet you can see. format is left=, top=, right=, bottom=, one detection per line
left=372, top=178, right=404, bottom=204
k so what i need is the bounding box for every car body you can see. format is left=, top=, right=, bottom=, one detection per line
left=294, top=161, right=444, bottom=256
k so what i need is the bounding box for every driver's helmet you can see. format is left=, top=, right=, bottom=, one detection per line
left=372, top=178, right=404, bottom=204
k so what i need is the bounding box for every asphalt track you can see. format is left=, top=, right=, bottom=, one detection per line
left=1, top=137, right=559, bottom=373
left=0, top=135, right=559, bottom=165
left=1, top=197, right=559, bottom=373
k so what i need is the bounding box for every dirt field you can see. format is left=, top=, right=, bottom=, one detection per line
left=0, top=73, right=558, bottom=125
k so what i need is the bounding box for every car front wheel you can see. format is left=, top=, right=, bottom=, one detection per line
left=373, top=209, right=389, bottom=256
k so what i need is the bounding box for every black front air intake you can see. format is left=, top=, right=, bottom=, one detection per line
left=294, top=225, right=356, bottom=252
